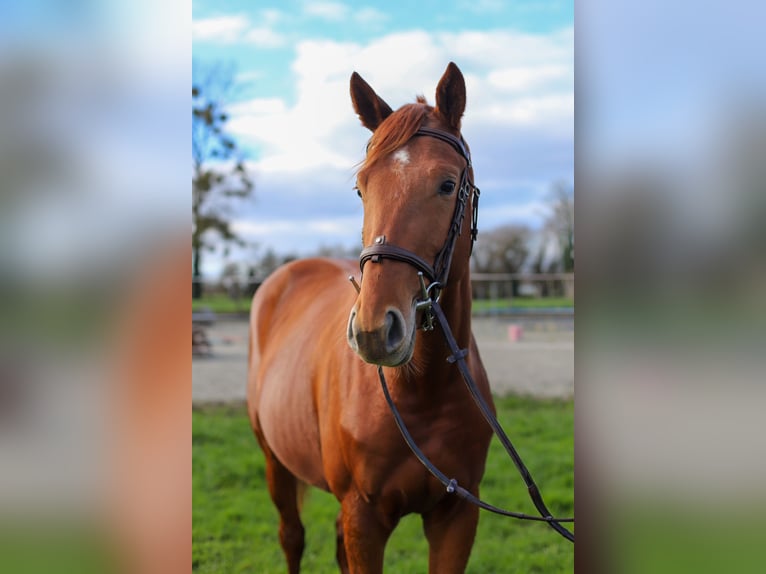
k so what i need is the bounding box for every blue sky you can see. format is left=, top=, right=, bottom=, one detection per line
left=193, top=0, right=573, bottom=275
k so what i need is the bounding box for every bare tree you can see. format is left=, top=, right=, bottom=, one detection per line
left=531, top=180, right=574, bottom=297
left=544, top=180, right=574, bottom=273
left=471, top=224, right=531, bottom=273
left=247, top=248, right=299, bottom=283
left=471, top=224, right=531, bottom=297
left=192, top=62, right=253, bottom=299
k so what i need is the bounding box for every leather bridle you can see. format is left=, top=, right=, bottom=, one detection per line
left=359, top=126, right=480, bottom=318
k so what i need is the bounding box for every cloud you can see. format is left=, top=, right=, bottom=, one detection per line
left=221, top=27, right=572, bottom=254
left=229, top=28, right=571, bottom=167
left=243, top=27, right=286, bottom=48
left=444, top=26, right=573, bottom=68
left=192, top=13, right=286, bottom=47
left=229, top=98, right=286, bottom=115
left=228, top=168, right=363, bottom=255
left=488, top=65, right=570, bottom=93
left=301, top=2, right=388, bottom=26
left=192, top=15, right=249, bottom=43
left=303, top=1, right=349, bottom=21
left=354, top=7, right=389, bottom=25
left=480, top=201, right=550, bottom=229
left=234, top=218, right=356, bottom=241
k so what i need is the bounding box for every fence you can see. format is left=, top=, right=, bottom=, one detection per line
left=470, top=273, right=573, bottom=317
left=193, top=273, right=574, bottom=316
left=471, top=272, right=574, bottom=298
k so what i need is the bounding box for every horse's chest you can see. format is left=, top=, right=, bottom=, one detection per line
left=338, top=402, right=477, bottom=512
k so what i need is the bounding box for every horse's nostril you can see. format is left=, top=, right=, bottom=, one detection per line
left=385, top=310, right=405, bottom=353
left=347, top=310, right=357, bottom=343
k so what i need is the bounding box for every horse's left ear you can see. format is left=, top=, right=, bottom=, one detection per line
left=435, top=62, right=466, bottom=131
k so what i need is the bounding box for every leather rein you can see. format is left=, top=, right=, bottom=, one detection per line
left=353, top=126, right=575, bottom=543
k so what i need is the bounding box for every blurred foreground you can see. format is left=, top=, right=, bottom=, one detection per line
left=578, top=1, right=766, bottom=571
left=0, top=2, right=190, bottom=572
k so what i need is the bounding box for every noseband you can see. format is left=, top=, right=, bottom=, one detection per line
left=358, top=127, right=480, bottom=312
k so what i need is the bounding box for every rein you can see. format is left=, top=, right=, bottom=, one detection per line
left=355, top=126, right=575, bottom=543
left=377, top=299, right=575, bottom=543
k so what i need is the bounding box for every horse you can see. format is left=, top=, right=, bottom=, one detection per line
left=247, top=62, right=494, bottom=574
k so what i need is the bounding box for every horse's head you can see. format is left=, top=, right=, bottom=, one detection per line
left=346, top=62, right=477, bottom=367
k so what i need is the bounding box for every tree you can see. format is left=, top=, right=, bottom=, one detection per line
left=544, top=180, right=574, bottom=273
left=192, top=62, right=253, bottom=299
left=471, top=224, right=531, bottom=298
left=533, top=180, right=574, bottom=297
left=471, top=224, right=531, bottom=275
left=247, top=248, right=298, bottom=283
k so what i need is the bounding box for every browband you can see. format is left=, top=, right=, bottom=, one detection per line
left=412, top=127, right=471, bottom=166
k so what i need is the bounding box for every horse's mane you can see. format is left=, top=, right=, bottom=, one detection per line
left=358, top=96, right=431, bottom=174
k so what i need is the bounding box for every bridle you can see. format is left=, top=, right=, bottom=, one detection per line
left=358, top=126, right=480, bottom=330
left=350, top=125, right=575, bottom=543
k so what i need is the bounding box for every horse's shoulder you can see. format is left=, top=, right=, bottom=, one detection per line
left=252, top=258, right=358, bottom=329
left=283, top=257, right=358, bottom=279
left=256, top=257, right=354, bottom=294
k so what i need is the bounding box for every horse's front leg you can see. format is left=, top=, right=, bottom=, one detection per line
left=339, top=491, right=396, bottom=574
left=422, top=496, right=480, bottom=574
left=335, top=510, right=349, bottom=574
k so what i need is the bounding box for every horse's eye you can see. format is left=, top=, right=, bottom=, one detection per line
left=354, top=186, right=362, bottom=198
left=439, top=181, right=456, bottom=195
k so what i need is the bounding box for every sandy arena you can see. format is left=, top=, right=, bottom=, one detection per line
left=193, top=315, right=573, bottom=403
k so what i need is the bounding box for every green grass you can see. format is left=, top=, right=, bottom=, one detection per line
left=193, top=293, right=573, bottom=315
left=193, top=396, right=574, bottom=573
left=0, top=526, right=116, bottom=574
left=472, top=297, right=573, bottom=313
left=193, top=292, right=252, bottom=314
left=600, top=501, right=766, bottom=574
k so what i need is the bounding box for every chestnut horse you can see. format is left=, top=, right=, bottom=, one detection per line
left=247, top=62, right=493, bottom=573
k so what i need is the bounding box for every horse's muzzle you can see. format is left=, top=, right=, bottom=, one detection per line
left=347, top=307, right=414, bottom=367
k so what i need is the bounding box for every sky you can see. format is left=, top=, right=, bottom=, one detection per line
left=192, top=0, right=573, bottom=276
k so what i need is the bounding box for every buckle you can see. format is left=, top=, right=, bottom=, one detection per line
left=415, top=272, right=441, bottom=331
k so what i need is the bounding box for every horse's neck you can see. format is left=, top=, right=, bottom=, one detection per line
left=404, top=274, right=473, bottom=388
left=435, top=277, right=473, bottom=348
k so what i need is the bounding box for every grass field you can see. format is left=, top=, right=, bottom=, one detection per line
left=192, top=292, right=253, bottom=314
left=192, top=396, right=574, bottom=573
left=192, top=293, right=573, bottom=315
left=472, top=297, right=573, bottom=313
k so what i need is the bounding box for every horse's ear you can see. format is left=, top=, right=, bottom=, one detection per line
left=434, top=62, right=466, bottom=131
left=350, top=72, right=393, bottom=132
